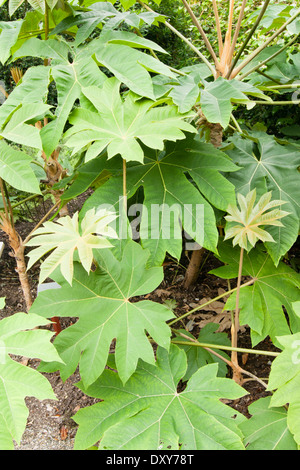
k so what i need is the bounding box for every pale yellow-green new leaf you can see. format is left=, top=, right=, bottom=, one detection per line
left=26, top=208, right=117, bottom=285
left=224, top=189, right=289, bottom=250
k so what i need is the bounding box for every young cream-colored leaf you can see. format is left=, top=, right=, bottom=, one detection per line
left=224, top=133, right=300, bottom=264
left=26, top=208, right=117, bottom=285
left=224, top=189, right=289, bottom=250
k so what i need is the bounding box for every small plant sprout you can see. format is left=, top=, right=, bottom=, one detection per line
left=26, top=208, right=118, bottom=286
left=224, top=189, right=289, bottom=384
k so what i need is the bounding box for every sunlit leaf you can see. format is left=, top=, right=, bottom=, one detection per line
left=267, top=331, right=300, bottom=445
left=73, top=345, right=246, bottom=450
left=239, top=397, right=297, bottom=450
left=26, top=208, right=117, bottom=285
left=0, top=140, right=41, bottom=194
left=224, top=132, right=300, bottom=264
left=30, top=241, right=174, bottom=386
left=81, top=135, right=239, bottom=265
left=64, top=77, right=196, bottom=163
left=0, top=312, right=62, bottom=449
left=210, top=242, right=300, bottom=346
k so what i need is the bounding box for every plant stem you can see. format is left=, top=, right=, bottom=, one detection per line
left=0, top=212, right=33, bottom=312
left=0, top=84, right=8, bottom=99
left=44, top=0, right=49, bottom=41
left=180, top=0, right=219, bottom=67
left=228, top=0, right=247, bottom=61
left=212, top=0, right=223, bottom=56
left=230, top=113, right=243, bottom=133
left=3, top=184, right=15, bottom=231
left=256, top=70, right=283, bottom=85
left=0, top=178, right=15, bottom=230
left=15, top=244, right=34, bottom=311
left=226, top=0, right=271, bottom=78
left=137, top=0, right=216, bottom=77
left=232, top=8, right=300, bottom=78
left=231, top=247, right=244, bottom=379
left=0, top=178, right=10, bottom=222
left=168, top=277, right=255, bottom=326
left=230, top=246, right=247, bottom=386
left=183, top=247, right=205, bottom=289
left=172, top=329, right=233, bottom=368
left=227, top=0, right=235, bottom=46
left=10, top=190, right=49, bottom=210
left=238, top=34, right=299, bottom=81
left=171, top=339, right=279, bottom=358
left=23, top=200, right=61, bottom=245
left=172, top=333, right=272, bottom=388
left=266, top=83, right=300, bottom=90
left=218, top=0, right=235, bottom=76
left=251, top=100, right=300, bottom=105
left=123, top=158, right=127, bottom=215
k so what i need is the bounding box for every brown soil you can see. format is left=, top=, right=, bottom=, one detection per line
left=0, top=193, right=279, bottom=450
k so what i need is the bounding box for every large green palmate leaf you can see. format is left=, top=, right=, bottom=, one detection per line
left=60, top=156, right=109, bottom=203
left=9, top=31, right=175, bottom=155
left=0, top=140, right=41, bottom=194
left=152, top=68, right=268, bottom=116
left=0, top=19, right=23, bottom=65
left=8, top=0, right=45, bottom=16
left=248, top=4, right=300, bottom=34
left=238, top=397, right=298, bottom=450
left=50, top=2, right=165, bottom=47
left=94, top=0, right=162, bottom=11
left=81, top=29, right=175, bottom=100
left=10, top=38, right=106, bottom=156
left=0, top=312, right=62, bottom=450
left=224, top=132, right=300, bottom=265
left=30, top=241, right=174, bottom=386
left=0, top=66, right=51, bottom=126
left=210, top=242, right=300, bottom=347
left=174, top=324, right=231, bottom=381
left=267, top=330, right=300, bottom=446
left=199, top=77, right=271, bottom=129
left=73, top=345, right=246, bottom=450
left=81, top=135, right=239, bottom=265
left=64, top=76, right=196, bottom=163
left=0, top=102, right=52, bottom=149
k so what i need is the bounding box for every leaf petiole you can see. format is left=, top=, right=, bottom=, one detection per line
left=168, top=277, right=255, bottom=326
left=171, top=339, right=279, bottom=358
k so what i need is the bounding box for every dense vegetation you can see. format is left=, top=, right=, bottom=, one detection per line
left=0, top=0, right=299, bottom=451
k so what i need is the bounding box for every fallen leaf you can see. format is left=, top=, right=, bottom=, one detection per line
left=242, top=353, right=249, bottom=365
left=60, top=425, right=68, bottom=440
left=192, top=311, right=246, bottom=333
left=155, top=288, right=172, bottom=297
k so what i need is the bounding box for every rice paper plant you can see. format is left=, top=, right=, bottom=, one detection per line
left=224, top=189, right=290, bottom=250
left=223, top=189, right=289, bottom=383
left=26, top=208, right=118, bottom=285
